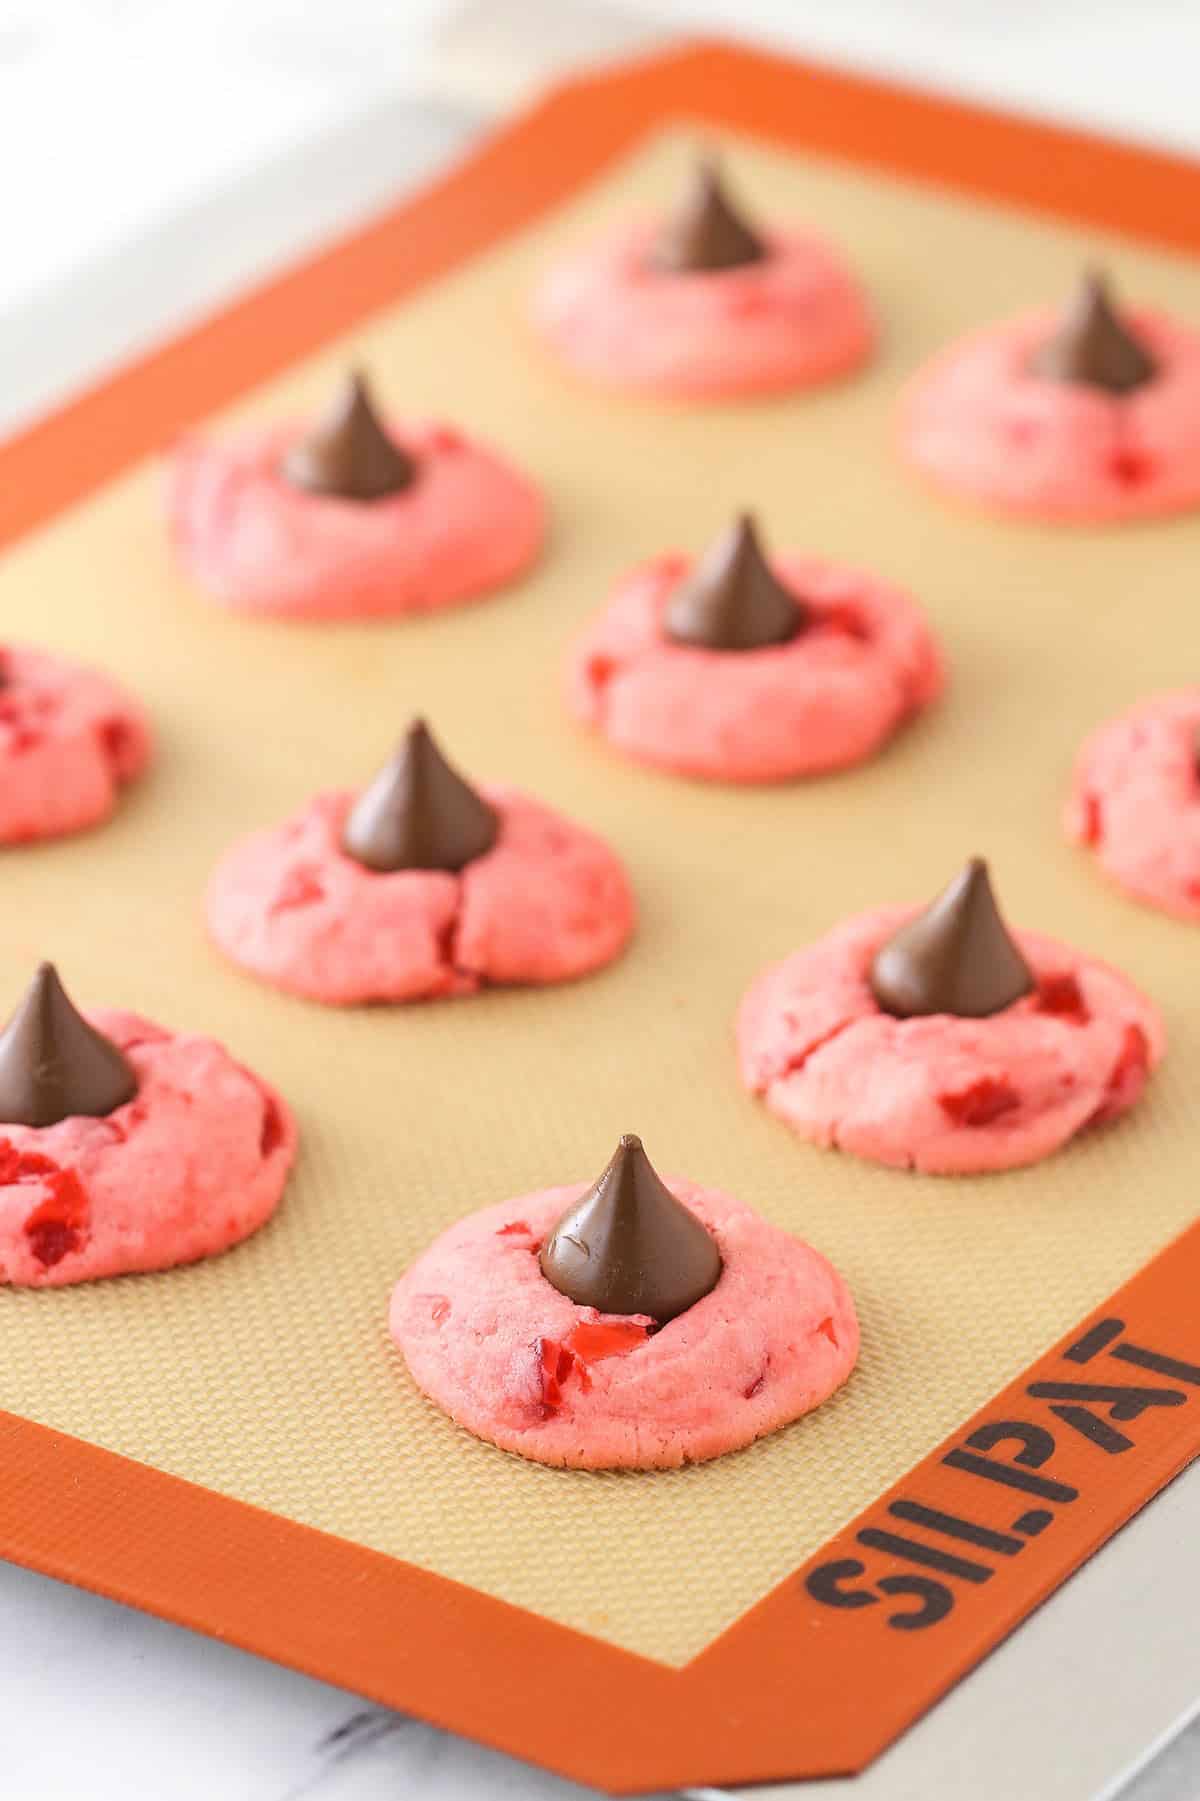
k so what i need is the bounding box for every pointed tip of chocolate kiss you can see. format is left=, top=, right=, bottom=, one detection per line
left=281, top=369, right=417, bottom=501
left=870, top=857, right=1034, bottom=1020
left=649, top=154, right=768, bottom=274
left=0, top=962, right=137, bottom=1128
left=1028, top=269, right=1157, bottom=395
left=538, top=1134, right=722, bottom=1323
left=341, top=719, right=499, bottom=874
left=663, top=513, right=803, bottom=651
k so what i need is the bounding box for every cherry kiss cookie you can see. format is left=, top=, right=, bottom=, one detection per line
left=532, top=158, right=873, bottom=402
left=391, top=1133, right=858, bottom=1469
left=169, top=371, right=545, bottom=620
left=207, top=720, right=635, bottom=1004
left=738, top=859, right=1163, bottom=1175
left=0, top=644, right=150, bottom=843
left=0, top=964, right=295, bottom=1287
left=901, top=271, right=1200, bottom=522
left=566, top=514, right=943, bottom=782
left=1066, top=688, right=1200, bottom=919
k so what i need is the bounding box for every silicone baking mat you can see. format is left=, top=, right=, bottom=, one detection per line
left=3, top=41, right=1200, bottom=1796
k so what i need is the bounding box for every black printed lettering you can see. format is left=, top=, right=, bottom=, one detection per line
left=888, top=1500, right=1024, bottom=1557
left=943, top=1419, right=1079, bottom=1504
left=804, top=1314, right=1200, bottom=1640
left=1112, top=1342, right=1200, bottom=1387
left=1063, top=1318, right=1200, bottom=1387
left=877, top=1574, right=954, bottom=1631
left=1027, top=1381, right=1186, bottom=1422
left=965, top=1420, right=1057, bottom=1467
left=804, top=1558, right=879, bottom=1610
left=1047, top=1404, right=1134, bottom=1454
left=1064, top=1319, right=1124, bottom=1363
left=856, top=1528, right=993, bottom=1585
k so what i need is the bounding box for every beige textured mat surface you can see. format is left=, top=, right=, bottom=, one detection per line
left=1, top=127, right=1198, bottom=1667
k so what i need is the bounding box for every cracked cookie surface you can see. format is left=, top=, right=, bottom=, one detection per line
left=0, top=644, right=151, bottom=842
left=0, top=1011, right=295, bottom=1286
left=391, top=1179, right=858, bottom=1469
left=565, top=552, right=942, bottom=782
left=205, top=788, right=635, bottom=1004
left=737, top=906, right=1163, bottom=1174
left=900, top=307, right=1200, bottom=521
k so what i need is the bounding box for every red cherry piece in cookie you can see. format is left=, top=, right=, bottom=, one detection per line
left=565, top=1318, right=650, bottom=1362
left=1036, top=973, right=1091, bottom=1024
left=1108, top=448, right=1155, bottom=487
left=23, top=1166, right=90, bottom=1268
left=937, top=1076, right=1021, bottom=1128
left=1079, top=793, right=1103, bottom=845
left=0, top=1141, right=56, bottom=1183
left=98, top=717, right=133, bottom=768
left=535, top=1336, right=578, bottom=1417
left=817, top=602, right=872, bottom=642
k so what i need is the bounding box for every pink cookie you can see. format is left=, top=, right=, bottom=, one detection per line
left=900, top=305, right=1200, bottom=522
left=738, top=906, right=1163, bottom=1175
left=0, top=645, right=151, bottom=843
left=206, top=787, right=634, bottom=1004
left=0, top=1011, right=295, bottom=1287
left=169, top=420, right=545, bottom=621
left=1066, top=688, right=1200, bottom=919
left=391, top=1179, right=858, bottom=1469
left=532, top=221, right=873, bottom=402
left=566, top=549, right=943, bottom=783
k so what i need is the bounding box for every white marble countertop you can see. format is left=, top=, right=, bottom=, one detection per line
left=0, top=1557, right=602, bottom=1799
left=3, top=4, right=1200, bottom=1797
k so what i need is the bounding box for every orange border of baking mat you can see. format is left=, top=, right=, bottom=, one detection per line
left=4, top=40, right=1200, bottom=1795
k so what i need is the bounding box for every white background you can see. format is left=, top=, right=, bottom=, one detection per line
left=1, top=4, right=1198, bottom=1797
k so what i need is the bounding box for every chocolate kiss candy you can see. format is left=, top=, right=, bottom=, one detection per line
left=649, top=157, right=768, bottom=274
left=281, top=371, right=417, bottom=500
left=539, top=1134, right=722, bottom=1323
left=0, top=963, right=137, bottom=1127
left=341, top=720, right=499, bottom=873
left=1028, top=271, right=1157, bottom=395
left=870, top=858, right=1034, bottom=1020
left=663, top=514, right=803, bottom=651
